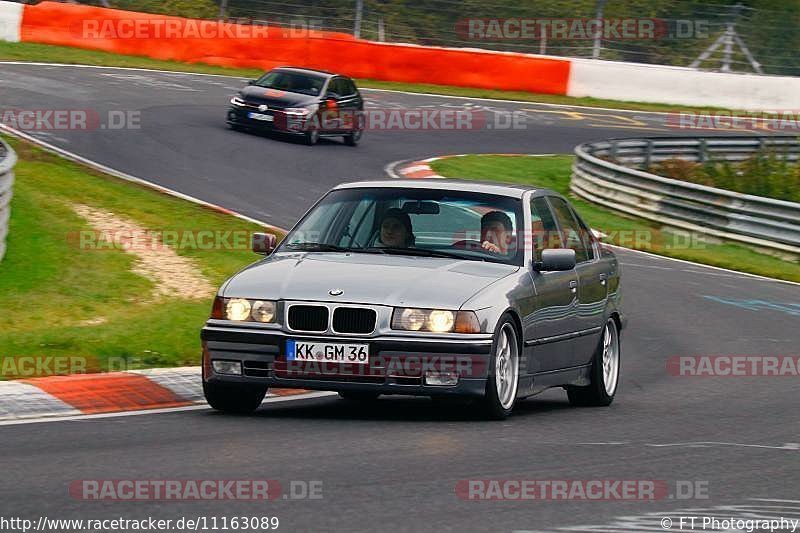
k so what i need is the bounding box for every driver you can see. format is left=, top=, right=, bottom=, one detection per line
left=481, top=211, right=513, bottom=255
left=378, top=208, right=415, bottom=248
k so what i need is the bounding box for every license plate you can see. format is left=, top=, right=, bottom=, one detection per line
left=248, top=112, right=273, bottom=122
left=286, top=340, right=369, bottom=364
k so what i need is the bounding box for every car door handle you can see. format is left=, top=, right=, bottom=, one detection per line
left=569, top=280, right=578, bottom=293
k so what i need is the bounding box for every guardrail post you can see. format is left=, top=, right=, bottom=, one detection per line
left=644, top=139, right=654, bottom=169
left=698, top=138, right=707, bottom=163
left=609, top=140, right=618, bottom=162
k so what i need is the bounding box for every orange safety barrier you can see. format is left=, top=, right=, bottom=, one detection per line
left=19, top=2, right=570, bottom=95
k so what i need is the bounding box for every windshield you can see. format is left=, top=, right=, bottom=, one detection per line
left=279, top=188, right=525, bottom=266
left=253, top=71, right=325, bottom=96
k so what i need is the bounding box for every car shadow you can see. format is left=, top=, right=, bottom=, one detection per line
left=227, top=125, right=343, bottom=146
left=234, top=394, right=575, bottom=422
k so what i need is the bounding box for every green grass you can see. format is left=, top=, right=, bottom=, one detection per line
left=650, top=155, right=800, bottom=204
left=0, top=136, right=282, bottom=377
left=430, top=154, right=800, bottom=283
left=0, top=41, right=741, bottom=114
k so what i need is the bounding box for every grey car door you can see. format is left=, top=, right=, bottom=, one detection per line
left=523, top=196, right=579, bottom=373
left=548, top=197, right=609, bottom=366
left=328, top=77, right=361, bottom=133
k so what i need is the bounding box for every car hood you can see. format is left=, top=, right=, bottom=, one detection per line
left=239, top=86, right=319, bottom=108
left=222, top=252, right=519, bottom=309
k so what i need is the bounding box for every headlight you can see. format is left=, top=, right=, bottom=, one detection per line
left=397, top=308, right=428, bottom=331
left=210, top=296, right=277, bottom=323
left=428, top=310, right=455, bottom=332
left=251, top=300, right=276, bottom=323
left=230, top=96, right=245, bottom=106
left=225, top=298, right=251, bottom=321
left=284, top=104, right=318, bottom=116
left=391, top=308, right=481, bottom=333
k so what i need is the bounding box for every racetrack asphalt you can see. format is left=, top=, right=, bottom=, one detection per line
left=0, top=63, right=798, bottom=533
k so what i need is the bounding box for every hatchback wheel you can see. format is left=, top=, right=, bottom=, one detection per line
left=203, top=382, right=268, bottom=413
left=567, top=318, right=620, bottom=406
left=344, top=129, right=362, bottom=146
left=304, top=127, right=320, bottom=145
left=481, top=316, right=520, bottom=419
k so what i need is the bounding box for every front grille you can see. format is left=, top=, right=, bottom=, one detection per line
left=288, top=305, right=329, bottom=332
left=333, top=307, right=376, bottom=334
left=242, top=101, right=286, bottom=111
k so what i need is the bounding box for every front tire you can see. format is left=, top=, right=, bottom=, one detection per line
left=203, top=381, right=268, bottom=413
left=480, top=316, right=520, bottom=420
left=303, top=127, right=320, bottom=145
left=567, top=318, right=620, bottom=407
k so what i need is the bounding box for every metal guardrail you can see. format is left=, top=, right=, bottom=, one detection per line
left=0, top=138, right=16, bottom=263
left=571, top=135, right=800, bottom=257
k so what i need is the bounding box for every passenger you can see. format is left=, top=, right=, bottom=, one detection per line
left=481, top=211, right=513, bottom=254
left=378, top=208, right=414, bottom=248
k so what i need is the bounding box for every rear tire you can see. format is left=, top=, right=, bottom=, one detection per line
left=479, top=316, right=520, bottom=420
left=567, top=318, right=620, bottom=407
left=203, top=381, right=267, bottom=413
left=343, top=129, right=362, bottom=146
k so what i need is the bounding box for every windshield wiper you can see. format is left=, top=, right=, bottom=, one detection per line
left=284, top=242, right=350, bottom=252
left=362, top=247, right=477, bottom=261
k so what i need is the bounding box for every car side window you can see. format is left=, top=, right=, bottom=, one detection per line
left=327, top=78, right=344, bottom=98
left=548, top=197, right=590, bottom=263
left=529, top=197, right=560, bottom=262
left=340, top=78, right=357, bottom=96
left=568, top=205, right=596, bottom=261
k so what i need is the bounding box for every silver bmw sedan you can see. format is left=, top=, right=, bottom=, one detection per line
left=201, top=179, right=623, bottom=419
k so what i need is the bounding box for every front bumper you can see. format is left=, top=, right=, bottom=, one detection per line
left=201, top=324, right=493, bottom=397
left=226, top=106, right=303, bottom=134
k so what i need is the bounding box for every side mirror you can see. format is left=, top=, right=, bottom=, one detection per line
left=324, top=97, right=338, bottom=110
left=252, top=232, right=278, bottom=255
left=534, top=248, right=576, bottom=272
left=247, top=79, right=257, bottom=85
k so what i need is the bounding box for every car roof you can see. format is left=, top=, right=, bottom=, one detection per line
left=272, top=66, right=338, bottom=78
left=333, top=179, right=559, bottom=200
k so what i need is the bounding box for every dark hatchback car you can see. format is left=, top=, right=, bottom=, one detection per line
left=201, top=180, right=624, bottom=419
left=226, top=67, right=365, bottom=146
